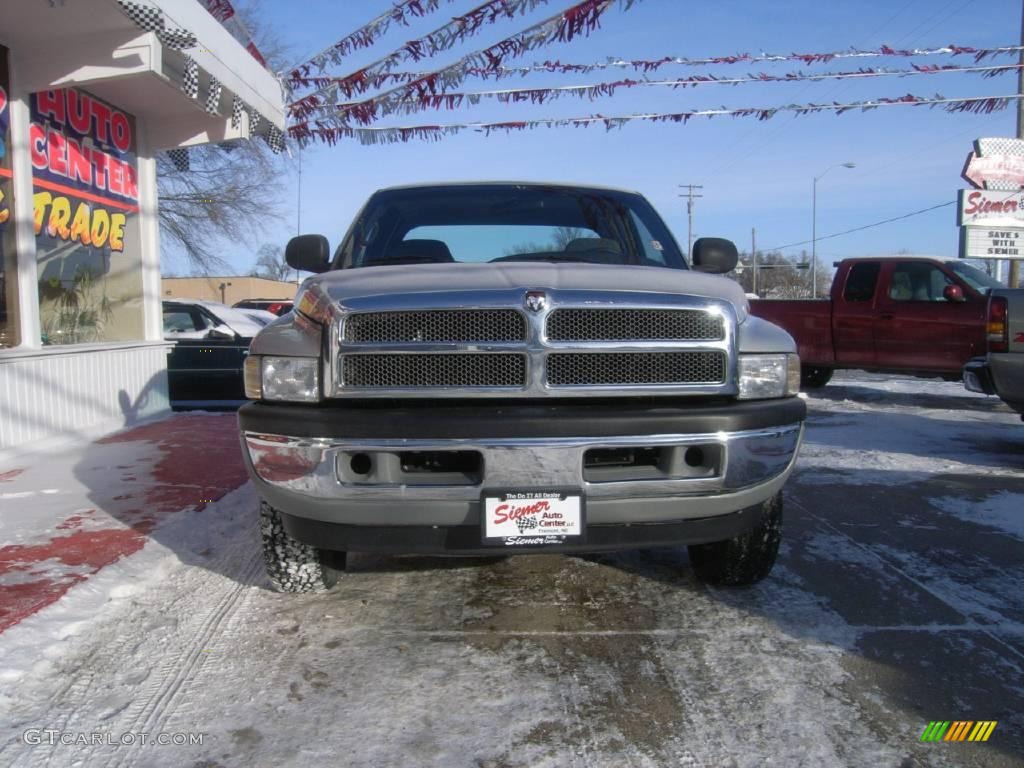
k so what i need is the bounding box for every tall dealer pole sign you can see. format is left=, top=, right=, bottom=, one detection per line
left=959, top=138, right=1024, bottom=275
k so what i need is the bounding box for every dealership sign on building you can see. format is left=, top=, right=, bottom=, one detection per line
left=958, top=189, right=1024, bottom=226
left=959, top=138, right=1024, bottom=260
left=958, top=189, right=1024, bottom=259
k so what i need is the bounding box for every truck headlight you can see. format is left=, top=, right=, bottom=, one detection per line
left=737, top=354, right=800, bottom=400
left=244, top=355, right=320, bottom=402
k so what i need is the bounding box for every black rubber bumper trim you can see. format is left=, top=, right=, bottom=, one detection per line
left=239, top=396, right=805, bottom=440
left=280, top=506, right=766, bottom=555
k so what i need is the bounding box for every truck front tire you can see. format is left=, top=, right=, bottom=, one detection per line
left=800, top=366, right=833, bottom=389
left=259, top=501, right=346, bottom=593
left=688, top=492, right=782, bottom=586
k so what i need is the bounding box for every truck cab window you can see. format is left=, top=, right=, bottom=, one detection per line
left=843, top=262, right=880, bottom=302
left=890, top=262, right=953, bottom=302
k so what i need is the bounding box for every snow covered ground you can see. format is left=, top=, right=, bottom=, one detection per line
left=0, top=373, right=1022, bottom=767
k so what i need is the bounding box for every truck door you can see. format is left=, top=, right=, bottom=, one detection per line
left=833, top=261, right=881, bottom=367
left=873, top=260, right=984, bottom=373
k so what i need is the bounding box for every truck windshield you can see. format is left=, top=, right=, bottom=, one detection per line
left=338, top=185, right=687, bottom=270
left=947, top=261, right=1005, bottom=294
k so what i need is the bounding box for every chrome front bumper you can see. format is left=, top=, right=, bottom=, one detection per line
left=241, top=423, right=803, bottom=526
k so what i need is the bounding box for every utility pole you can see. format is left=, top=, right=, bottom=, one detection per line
left=1012, top=0, right=1024, bottom=288
left=751, top=227, right=758, bottom=296
left=678, top=184, right=703, bottom=257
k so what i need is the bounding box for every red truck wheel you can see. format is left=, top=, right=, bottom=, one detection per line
left=800, top=366, right=833, bottom=389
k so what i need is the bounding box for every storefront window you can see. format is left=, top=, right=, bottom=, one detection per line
left=0, top=44, right=18, bottom=349
left=31, top=87, right=143, bottom=345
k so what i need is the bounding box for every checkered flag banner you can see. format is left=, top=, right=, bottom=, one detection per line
left=117, top=0, right=163, bottom=33
left=158, top=28, right=197, bottom=51
left=118, top=0, right=196, bottom=50
left=182, top=56, right=199, bottom=99
left=248, top=107, right=261, bottom=132
left=231, top=96, right=244, bottom=128
left=166, top=148, right=189, bottom=172
left=204, top=76, right=223, bottom=115
left=263, top=125, right=286, bottom=154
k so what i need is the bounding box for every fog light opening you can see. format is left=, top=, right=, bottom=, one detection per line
left=684, top=446, right=705, bottom=468
left=350, top=453, right=373, bottom=476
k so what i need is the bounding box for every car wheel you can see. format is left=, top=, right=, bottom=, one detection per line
left=800, top=365, right=833, bottom=389
left=688, top=492, right=782, bottom=586
left=259, top=501, right=345, bottom=593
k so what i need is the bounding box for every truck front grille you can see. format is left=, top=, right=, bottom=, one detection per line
left=547, top=352, right=726, bottom=387
left=342, top=353, right=527, bottom=388
left=332, top=293, right=735, bottom=397
left=344, top=310, right=526, bottom=343
left=546, top=309, right=724, bottom=342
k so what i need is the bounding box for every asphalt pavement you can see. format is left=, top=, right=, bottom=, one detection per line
left=0, top=372, right=1021, bottom=767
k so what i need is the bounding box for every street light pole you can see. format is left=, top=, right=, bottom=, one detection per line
left=811, top=162, right=856, bottom=298
left=751, top=227, right=758, bottom=296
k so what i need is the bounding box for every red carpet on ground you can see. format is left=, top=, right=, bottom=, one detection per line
left=0, top=414, right=248, bottom=633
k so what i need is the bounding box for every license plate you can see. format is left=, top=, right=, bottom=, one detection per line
left=482, top=489, right=585, bottom=547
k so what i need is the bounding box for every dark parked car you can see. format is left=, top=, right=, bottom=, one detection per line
left=162, top=299, right=264, bottom=407
left=232, top=298, right=294, bottom=316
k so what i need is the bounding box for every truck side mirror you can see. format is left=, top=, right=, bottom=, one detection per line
left=691, top=238, right=739, bottom=274
left=286, top=234, right=331, bottom=274
left=943, top=284, right=965, bottom=303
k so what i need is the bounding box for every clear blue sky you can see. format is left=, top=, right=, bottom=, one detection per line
left=171, top=0, right=1023, bottom=275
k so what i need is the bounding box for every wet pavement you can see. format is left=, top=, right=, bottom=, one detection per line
left=1, top=373, right=1022, bottom=767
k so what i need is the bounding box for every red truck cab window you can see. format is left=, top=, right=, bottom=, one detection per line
left=887, top=262, right=954, bottom=302
left=843, top=262, right=881, bottom=302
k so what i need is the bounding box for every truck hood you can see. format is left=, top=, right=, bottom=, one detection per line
left=307, top=262, right=749, bottom=322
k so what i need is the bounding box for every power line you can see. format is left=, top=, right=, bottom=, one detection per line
left=855, top=0, right=923, bottom=48
left=891, top=0, right=963, bottom=46
left=765, top=200, right=955, bottom=252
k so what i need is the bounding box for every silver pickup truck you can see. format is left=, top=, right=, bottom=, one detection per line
left=238, top=183, right=806, bottom=592
left=964, top=287, right=1024, bottom=419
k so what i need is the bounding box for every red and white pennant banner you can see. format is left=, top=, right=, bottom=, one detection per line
left=298, top=62, right=1022, bottom=123
left=200, top=0, right=268, bottom=67
left=289, top=0, right=640, bottom=114
left=288, top=0, right=459, bottom=80
left=292, top=93, right=1018, bottom=146
left=288, top=43, right=1024, bottom=92
left=287, top=0, right=552, bottom=91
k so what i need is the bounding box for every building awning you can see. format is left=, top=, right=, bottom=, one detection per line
left=0, top=0, right=285, bottom=150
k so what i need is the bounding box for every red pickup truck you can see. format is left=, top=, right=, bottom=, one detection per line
left=749, top=256, right=1005, bottom=387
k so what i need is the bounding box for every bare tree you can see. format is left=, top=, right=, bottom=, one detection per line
left=157, top=1, right=293, bottom=274
left=504, top=227, right=592, bottom=256
left=552, top=227, right=589, bottom=249
left=729, top=250, right=830, bottom=299
left=250, top=243, right=293, bottom=281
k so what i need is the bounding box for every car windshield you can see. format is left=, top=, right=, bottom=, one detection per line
left=947, top=261, right=1005, bottom=294
left=338, top=185, right=687, bottom=270
left=203, top=303, right=266, bottom=337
